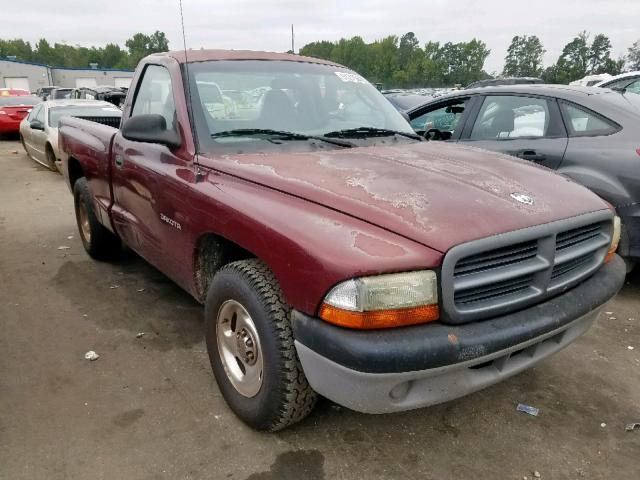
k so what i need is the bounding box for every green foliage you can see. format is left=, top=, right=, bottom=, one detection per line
left=626, top=40, right=640, bottom=71
left=0, top=32, right=169, bottom=70
left=503, top=36, right=545, bottom=77
left=2, top=30, right=635, bottom=86
left=125, top=31, right=169, bottom=68
left=300, top=33, right=490, bottom=88
left=543, top=32, right=623, bottom=83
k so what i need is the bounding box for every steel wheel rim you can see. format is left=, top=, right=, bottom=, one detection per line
left=78, top=201, right=91, bottom=245
left=216, top=299, right=264, bottom=397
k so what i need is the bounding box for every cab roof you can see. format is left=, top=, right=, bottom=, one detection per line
left=157, top=49, right=342, bottom=67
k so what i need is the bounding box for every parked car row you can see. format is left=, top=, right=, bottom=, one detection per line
left=0, top=84, right=124, bottom=170
left=20, top=100, right=122, bottom=171
left=37, top=85, right=128, bottom=107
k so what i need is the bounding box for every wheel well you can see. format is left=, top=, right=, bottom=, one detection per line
left=193, top=233, right=254, bottom=301
left=67, top=157, right=84, bottom=190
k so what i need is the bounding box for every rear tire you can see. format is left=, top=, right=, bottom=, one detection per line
left=205, top=259, right=317, bottom=431
left=45, top=144, right=59, bottom=172
left=73, top=178, right=121, bottom=260
left=624, top=258, right=636, bottom=273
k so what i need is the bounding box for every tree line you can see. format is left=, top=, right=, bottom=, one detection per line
left=2, top=30, right=640, bottom=88
left=300, top=31, right=640, bottom=88
left=0, top=32, right=168, bottom=70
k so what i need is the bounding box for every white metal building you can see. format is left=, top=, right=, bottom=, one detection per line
left=0, top=58, right=134, bottom=91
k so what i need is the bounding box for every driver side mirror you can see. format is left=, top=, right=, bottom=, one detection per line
left=30, top=119, right=44, bottom=131
left=121, top=114, right=181, bottom=149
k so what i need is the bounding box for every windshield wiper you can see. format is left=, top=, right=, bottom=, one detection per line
left=211, top=129, right=353, bottom=148
left=323, top=127, right=422, bottom=141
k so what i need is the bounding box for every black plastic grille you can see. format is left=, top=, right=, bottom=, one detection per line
left=454, top=240, right=538, bottom=276
left=74, top=115, right=121, bottom=128
left=445, top=218, right=611, bottom=323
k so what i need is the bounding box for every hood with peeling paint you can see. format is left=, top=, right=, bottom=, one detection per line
left=201, top=142, right=610, bottom=253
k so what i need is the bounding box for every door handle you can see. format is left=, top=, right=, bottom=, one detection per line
left=114, top=154, right=124, bottom=168
left=516, top=150, right=546, bottom=162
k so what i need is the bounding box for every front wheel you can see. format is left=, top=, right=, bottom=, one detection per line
left=73, top=178, right=121, bottom=260
left=205, top=259, right=317, bottom=431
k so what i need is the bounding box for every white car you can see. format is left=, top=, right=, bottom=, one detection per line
left=569, top=73, right=612, bottom=87
left=595, top=71, right=640, bottom=94
left=20, top=100, right=121, bottom=172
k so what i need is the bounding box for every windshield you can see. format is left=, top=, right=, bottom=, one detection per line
left=0, top=96, right=41, bottom=107
left=48, top=105, right=121, bottom=127
left=52, top=89, right=74, bottom=99
left=187, top=60, right=416, bottom=153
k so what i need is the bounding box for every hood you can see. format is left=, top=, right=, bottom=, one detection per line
left=200, top=142, right=610, bottom=253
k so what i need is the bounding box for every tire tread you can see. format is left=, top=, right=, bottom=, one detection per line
left=217, top=259, right=317, bottom=431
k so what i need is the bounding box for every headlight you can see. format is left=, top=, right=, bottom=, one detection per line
left=605, top=216, right=621, bottom=264
left=319, top=271, right=439, bottom=329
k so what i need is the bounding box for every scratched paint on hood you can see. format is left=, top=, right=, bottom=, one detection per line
left=202, top=142, right=609, bottom=252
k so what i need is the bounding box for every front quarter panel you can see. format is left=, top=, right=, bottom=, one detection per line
left=179, top=168, right=443, bottom=315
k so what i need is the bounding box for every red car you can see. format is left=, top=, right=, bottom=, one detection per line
left=0, top=95, right=41, bottom=135
left=0, top=88, right=31, bottom=96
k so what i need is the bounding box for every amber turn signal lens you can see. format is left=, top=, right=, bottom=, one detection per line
left=604, top=216, right=621, bottom=264
left=319, top=303, right=439, bottom=330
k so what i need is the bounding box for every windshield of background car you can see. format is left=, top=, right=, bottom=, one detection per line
left=48, top=105, right=122, bottom=127
left=187, top=60, right=416, bottom=153
left=0, top=96, right=41, bottom=107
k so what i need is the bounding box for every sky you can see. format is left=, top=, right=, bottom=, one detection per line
left=3, top=0, right=639, bottom=73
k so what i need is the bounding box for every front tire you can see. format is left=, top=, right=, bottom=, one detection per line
left=205, top=259, right=317, bottom=431
left=73, top=178, right=121, bottom=260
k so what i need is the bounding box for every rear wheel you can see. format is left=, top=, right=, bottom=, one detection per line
left=205, top=259, right=317, bottom=431
left=45, top=144, right=59, bottom=172
left=73, top=178, right=121, bottom=260
left=624, top=258, right=636, bottom=273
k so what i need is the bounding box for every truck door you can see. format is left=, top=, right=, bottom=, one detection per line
left=110, top=63, right=193, bottom=281
left=458, top=94, right=568, bottom=170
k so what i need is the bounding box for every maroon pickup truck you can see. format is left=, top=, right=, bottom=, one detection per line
left=59, top=50, right=626, bottom=431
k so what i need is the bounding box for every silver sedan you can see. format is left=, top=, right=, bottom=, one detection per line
left=20, top=100, right=122, bottom=172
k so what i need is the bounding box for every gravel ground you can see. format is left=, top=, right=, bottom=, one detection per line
left=1, top=139, right=639, bottom=480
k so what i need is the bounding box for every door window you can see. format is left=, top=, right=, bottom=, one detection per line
left=27, top=105, right=42, bottom=122
left=560, top=102, right=619, bottom=137
left=605, top=78, right=640, bottom=94
left=470, top=96, right=553, bottom=140
left=35, top=105, right=45, bottom=123
left=410, top=99, right=468, bottom=135
left=131, top=65, right=176, bottom=129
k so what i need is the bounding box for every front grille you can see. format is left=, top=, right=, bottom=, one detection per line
left=74, top=115, right=121, bottom=128
left=454, top=240, right=538, bottom=276
left=440, top=212, right=612, bottom=324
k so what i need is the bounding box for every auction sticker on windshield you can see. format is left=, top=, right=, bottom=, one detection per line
left=335, top=72, right=367, bottom=84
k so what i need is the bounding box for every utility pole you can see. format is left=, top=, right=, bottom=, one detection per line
left=291, top=24, right=295, bottom=54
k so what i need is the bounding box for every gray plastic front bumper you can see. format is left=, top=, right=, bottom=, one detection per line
left=296, top=308, right=598, bottom=413
left=293, top=256, right=626, bottom=414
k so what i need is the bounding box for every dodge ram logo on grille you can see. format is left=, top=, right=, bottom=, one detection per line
left=510, top=193, right=534, bottom=205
